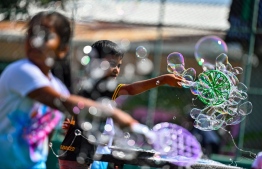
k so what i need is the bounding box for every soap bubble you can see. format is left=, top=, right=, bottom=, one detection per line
left=195, top=36, right=228, bottom=70
left=136, top=46, right=148, bottom=59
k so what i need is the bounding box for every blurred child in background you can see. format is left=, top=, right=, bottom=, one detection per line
left=60, top=40, right=183, bottom=169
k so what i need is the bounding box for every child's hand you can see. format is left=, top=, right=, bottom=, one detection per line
left=164, top=74, right=185, bottom=88
left=62, top=118, right=71, bottom=130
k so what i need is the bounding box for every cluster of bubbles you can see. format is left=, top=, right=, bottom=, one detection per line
left=167, top=36, right=252, bottom=131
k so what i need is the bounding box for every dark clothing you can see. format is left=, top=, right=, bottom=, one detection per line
left=77, top=77, right=118, bottom=100
left=59, top=77, right=119, bottom=164
left=59, top=115, right=95, bottom=164
left=191, top=128, right=221, bottom=156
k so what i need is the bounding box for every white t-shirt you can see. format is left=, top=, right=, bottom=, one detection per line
left=0, top=59, right=69, bottom=169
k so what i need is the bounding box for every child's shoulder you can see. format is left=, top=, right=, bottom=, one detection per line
left=7, top=58, right=32, bottom=69
left=2, top=58, right=42, bottom=79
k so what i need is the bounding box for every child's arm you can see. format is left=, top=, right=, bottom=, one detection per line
left=27, top=86, right=138, bottom=128
left=117, top=74, right=183, bottom=97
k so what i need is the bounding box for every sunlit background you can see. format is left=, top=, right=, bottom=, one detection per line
left=1, top=0, right=262, bottom=168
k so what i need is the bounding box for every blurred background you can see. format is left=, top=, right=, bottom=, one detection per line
left=0, top=0, right=262, bottom=168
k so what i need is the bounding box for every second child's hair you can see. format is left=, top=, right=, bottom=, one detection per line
left=27, top=11, right=72, bottom=48
left=91, top=40, right=124, bottom=59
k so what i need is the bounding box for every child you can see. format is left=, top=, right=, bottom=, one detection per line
left=0, top=12, right=150, bottom=169
left=59, top=40, right=183, bottom=169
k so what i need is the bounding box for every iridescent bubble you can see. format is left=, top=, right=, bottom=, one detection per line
left=225, top=105, right=238, bottom=116
left=189, top=82, right=199, bottom=95
left=194, top=114, right=213, bottom=131
left=166, top=52, right=186, bottom=75
left=211, top=119, right=224, bottom=130
left=195, top=36, right=228, bottom=70
left=167, top=52, right=185, bottom=66
left=182, top=68, right=196, bottom=81
left=225, top=71, right=239, bottom=86
left=190, top=108, right=201, bottom=119
left=216, top=53, right=229, bottom=71
left=238, top=101, right=253, bottom=116
left=232, top=67, right=243, bottom=75
left=231, top=90, right=247, bottom=100
left=167, top=64, right=185, bottom=75
left=237, top=82, right=248, bottom=92
left=227, top=96, right=241, bottom=106
left=226, top=114, right=245, bottom=125
left=136, top=46, right=147, bottom=59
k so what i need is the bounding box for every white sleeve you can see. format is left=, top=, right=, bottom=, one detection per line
left=8, top=62, right=50, bottom=97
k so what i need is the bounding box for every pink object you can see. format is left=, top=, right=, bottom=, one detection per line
left=24, top=110, right=63, bottom=145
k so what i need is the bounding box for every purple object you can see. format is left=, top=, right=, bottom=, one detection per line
left=152, top=122, right=202, bottom=167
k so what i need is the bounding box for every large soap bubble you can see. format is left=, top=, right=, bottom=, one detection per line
left=167, top=52, right=185, bottom=74
left=136, top=46, right=148, bottom=59
left=194, top=36, right=228, bottom=71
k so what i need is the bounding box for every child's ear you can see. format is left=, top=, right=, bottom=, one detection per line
left=58, top=45, right=69, bottom=58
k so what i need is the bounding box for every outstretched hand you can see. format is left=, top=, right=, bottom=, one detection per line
left=163, top=74, right=185, bottom=88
